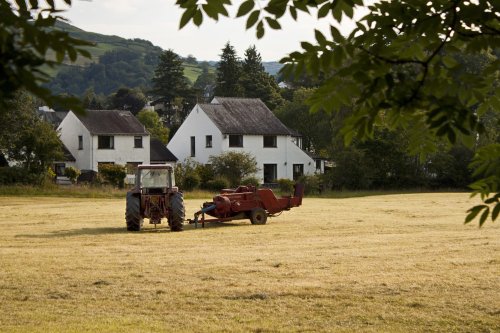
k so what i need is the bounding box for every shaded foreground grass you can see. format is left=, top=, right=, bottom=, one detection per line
left=0, top=194, right=498, bottom=332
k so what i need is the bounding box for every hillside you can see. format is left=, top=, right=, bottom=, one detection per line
left=47, top=21, right=215, bottom=96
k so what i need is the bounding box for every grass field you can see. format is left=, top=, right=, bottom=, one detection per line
left=0, top=193, right=498, bottom=332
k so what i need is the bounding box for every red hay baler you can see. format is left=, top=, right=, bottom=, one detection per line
left=189, top=183, right=304, bottom=227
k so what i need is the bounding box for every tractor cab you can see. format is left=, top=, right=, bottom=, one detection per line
left=135, top=165, right=177, bottom=194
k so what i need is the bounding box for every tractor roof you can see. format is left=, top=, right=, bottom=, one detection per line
left=199, top=97, right=295, bottom=136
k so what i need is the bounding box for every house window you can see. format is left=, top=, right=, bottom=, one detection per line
left=263, top=135, right=277, bottom=148
left=78, top=136, right=83, bottom=150
left=190, top=136, right=195, bottom=157
left=316, top=160, right=322, bottom=171
left=98, top=136, right=114, bottom=149
left=293, top=164, right=304, bottom=181
left=229, top=135, right=243, bottom=147
left=206, top=135, right=212, bottom=148
left=54, top=163, right=65, bottom=177
left=134, top=136, right=143, bottom=148
left=263, top=164, right=277, bottom=183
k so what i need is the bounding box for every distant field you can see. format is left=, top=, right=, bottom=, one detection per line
left=0, top=194, right=498, bottom=332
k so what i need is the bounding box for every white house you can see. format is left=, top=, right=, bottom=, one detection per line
left=167, top=97, right=318, bottom=183
left=58, top=110, right=152, bottom=174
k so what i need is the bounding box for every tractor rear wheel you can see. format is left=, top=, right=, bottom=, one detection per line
left=169, top=192, right=185, bottom=232
left=126, top=192, right=143, bottom=231
left=250, top=207, right=267, bottom=225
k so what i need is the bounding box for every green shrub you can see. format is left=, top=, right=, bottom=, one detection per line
left=241, top=176, right=260, bottom=187
left=205, top=177, right=229, bottom=192
left=64, top=166, right=81, bottom=183
left=182, top=173, right=200, bottom=191
left=0, top=167, right=37, bottom=185
left=277, top=178, right=295, bottom=194
left=196, top=163, right=215, bottom=187
left=297, top=174, right=321, bottom=195
left=98, top=164, right=126, bottom=188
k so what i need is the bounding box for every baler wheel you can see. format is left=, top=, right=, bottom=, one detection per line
left=250, top=207, right=267, bottom=225
left=169, top=192, right=185, bottom=232
left=126, top=192, right=143, bottom=231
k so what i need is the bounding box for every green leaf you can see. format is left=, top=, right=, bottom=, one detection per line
left=265, top=17, right=281, bottom=30
left=465, top=205, right=486, bottom=224
left=237, top=0, right=255, bottom=17
left=492, top=203, right=500, bottom=221
left=193, top=9, right=203, bottom=26
left=479, top=207, right=490, bottom=226
left=256, top=20, right=265, bottom=39
left=179, top=8, right=195, bottom=28
left=246, top=10, right=260, bottom=29
left=318, top=3, right=330, bottom=19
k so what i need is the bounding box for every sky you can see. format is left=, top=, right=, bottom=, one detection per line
left=59, top=0, right=369, bottom=62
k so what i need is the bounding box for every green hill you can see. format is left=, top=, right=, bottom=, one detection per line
left=47, top=21, right=214, bottom=96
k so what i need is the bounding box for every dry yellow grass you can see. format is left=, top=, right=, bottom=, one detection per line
left=0, top=193, right=498, bottom=332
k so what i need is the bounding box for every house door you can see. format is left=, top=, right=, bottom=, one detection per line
left=293, top=164, right=304, bottom=181
left=263, top=164, right=277, bottom=184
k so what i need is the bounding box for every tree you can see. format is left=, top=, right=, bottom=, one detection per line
left=136, top=109, right=170, bottom=144
left=239, top=45, right=283, bottom=109
left=152, top=49, right=192, bottom=125
left=109, top=88, right=147, bottom=115
left=176, top=0, right=500, bottom=226
left=0, top=0, right=91, bottom=114
left=194, top=63, right=217, bottom=102
left=215, top=42, right=243, bottom=97
left=208, top=151, right=258, bottom=187
left=275, top=88, right=333, bottom=153
left=0, top=91, right=63, bottom=177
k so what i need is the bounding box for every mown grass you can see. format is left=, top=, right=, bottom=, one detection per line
left=0, top=194, right=498, bottom=332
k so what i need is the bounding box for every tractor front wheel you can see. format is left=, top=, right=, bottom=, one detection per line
left=250, top=207, right=267, bottom=225
left=126, top=192, right=143, bottom=231
left=169, top=192, right=185, bottom=232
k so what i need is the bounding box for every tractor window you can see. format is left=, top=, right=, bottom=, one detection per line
left=140, top=169, right=170, bottom=188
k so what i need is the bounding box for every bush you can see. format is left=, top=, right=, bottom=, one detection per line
left=182, top=173, right=200, bottom=191
left=175, top=158, right=200, bottom=190
left=0, top=167, right=37, bottom=185
left=204, top=177, right=229, bottom=192
left=64, top=166, right=81, bottom=183
left=208, top=151, right=258, bottom=187
left=98, top=164, right=127, bottom=188
left=241, top=176, right=260, bottom=187
left=196, top=163, right=215, bottom=188
left=277, top=178, right=294, bottom=193
left=297, top=174, right=321, bottom=195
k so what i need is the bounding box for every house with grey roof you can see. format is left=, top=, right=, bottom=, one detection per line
left=167, top=97, right=318, bottom=183
left=58, top=110, right=177, bottom=176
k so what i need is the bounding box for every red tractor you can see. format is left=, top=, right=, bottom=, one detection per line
left=189, top=183, right=304, bottom=228
left=125, top=165, right=185, bottom=231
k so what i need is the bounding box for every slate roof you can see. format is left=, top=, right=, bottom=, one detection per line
left=75, top=110, right=148, bottom=135
left=150, top=139, right=178, bottom=162
left=199, top=97, right=295, bottom=135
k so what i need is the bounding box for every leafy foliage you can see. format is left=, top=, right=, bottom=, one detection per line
left=0, top=91, right=63, bottom=176
left=109, top=88, right=147, bottom=115
left=64, top=166, right=81, bottom=184
left=0, top=0, right=92, bottom=113
left=176, top=0, right=500, bottom=225
left=215, top=42, right=243, bottom=97
left=208, top=151, right=258, bottom=187
left=239, top=45, right=284, bottom=109
left=98, top=164, right=126, bottom=188
left=136, top=110, right=170, bottom=144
